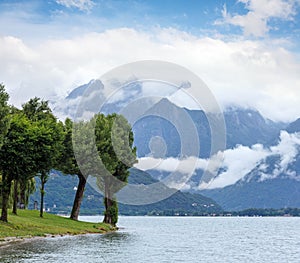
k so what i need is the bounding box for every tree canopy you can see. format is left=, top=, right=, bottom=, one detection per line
left=0, top=84, right=10, bottom=148
left=0, top=85, right=136, bottom=225
left=0, top=96, right=64, bottom=221
left=93, top=113, right=137, bottom=226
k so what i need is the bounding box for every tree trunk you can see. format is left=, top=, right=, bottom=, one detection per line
left=40, top=180, right=45, bottom=218
left=12, top=180, right=18, bottom=215
left=103, top=176, right=116, bottom=226
left=0, top=174, right=12, bottom=222
left=103, top=196, right=113, bottom=224
left=20, top=179, right=26, bottom=209
left=70, top=173, right=86, bottom=220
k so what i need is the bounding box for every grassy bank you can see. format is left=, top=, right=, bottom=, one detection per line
left=0, top=209, right=113, bottom=241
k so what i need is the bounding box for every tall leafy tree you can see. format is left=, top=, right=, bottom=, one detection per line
left=94, top=113, right=137, bottom=226
left=0, top=84, right=10, bottom=219
left=58, top=118, right=92, bottom=220
left=0, top=113, right=37, bottom=221
left=61, top=113, right=136, bottom=224
left=0, top=84, right=10, bottom=148
left=22, top=98, right=64, bottom=217
left=0, top=93, right=64, bottom=221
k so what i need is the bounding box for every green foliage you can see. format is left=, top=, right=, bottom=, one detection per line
left=60, top=118, right=98, bottom=220
left=22, top=98, right=64, bottom=174
left=21, top=98, right=64, bottom=218
left=104, top=198, right=118, bottom=226
left=0, top=84, right=10, bottom=149
left=0, top=113, right=37, bottom=178
left=0, top=97, right=65, bottom=221
left=92, top=113, right=137, bottom=225
left=93, top=113, right=137, bottom=193
left=0, top=99, right=63, bottom=182
left=64, top=118, right=98, bottom=177
left=22, top=97, right=52, bottom=121
left=58, top=118, right=80, bottom=176
left=71, top=113, right=137, bottom=224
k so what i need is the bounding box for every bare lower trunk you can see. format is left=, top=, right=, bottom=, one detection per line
left=12, top=180, right=18, bottom=215
left=20, top=179, right=26, bottom=209
left=40, top=181, right=45, bottom=218
left=70, top=174, right=86, bottom=220
left=103, top=177, right=117, bottom=226
left=1, top=174, right=12, bottom=222
left=103, top=196, right=114, bottom=225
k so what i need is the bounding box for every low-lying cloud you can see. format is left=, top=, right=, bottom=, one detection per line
left=135, top=131, right=300, bottom=189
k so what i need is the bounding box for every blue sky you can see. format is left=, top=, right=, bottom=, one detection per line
left=1, top=0, right=300, bottom=121
left=1, top=0, right=299, bottom=41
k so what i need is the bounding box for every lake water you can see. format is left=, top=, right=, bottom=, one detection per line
left=1, top=216, right=299, bottom=262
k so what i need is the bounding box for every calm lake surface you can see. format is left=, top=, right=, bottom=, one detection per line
left=1, top=216, right=299, bottom=262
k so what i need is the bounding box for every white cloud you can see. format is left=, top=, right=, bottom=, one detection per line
left=204, top=144, right=270, bottom=189
left=1, top=28, right=300, bottom=121
left=219, top=0, right=298, bottom=37
left=270, top=131, right=300, bottom=176
left=136, top=131, right=300, bottom=190
left=204, top=131, right=300, bottom=188
left=135, top=156, right=209, bottom=191
left=135, top=156, right=208, bottom=175
left=56, top=0, right=95, bottom=12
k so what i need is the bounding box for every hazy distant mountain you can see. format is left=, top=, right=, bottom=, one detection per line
left=132, top=98, right=284, bottom=158
left=200, top=123, right=300, bottom=210
left=285, top=118, right=300, bottom=134
left=52, top=79, right=145, bottom=119
left=224, top=107, right=285, bottom=148
left=30, top=169, right=222, bottom=215
left=50, top=81, right=299, bottom=211
left=55, top=81, right=284, bottom=154
left=200, top=178, right=300, bottom=211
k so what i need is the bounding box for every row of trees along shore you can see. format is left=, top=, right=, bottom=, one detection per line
left=0, top=84, right=137, bottom=226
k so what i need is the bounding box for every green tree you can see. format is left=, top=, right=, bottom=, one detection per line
left=93, top=113, right=137, bottom=226
left=64, top=113, right=136, bottom=224
left=22, top=98, right=64, bottom=218
left=0, top=84, right=10, bottom=148
left=22, top=97, right=52, bottom=120
left=58, top=118, right=91, bottom=220
left=0, top=113, right=37, bottom=221
left=0, top=84, right=11, bottom=218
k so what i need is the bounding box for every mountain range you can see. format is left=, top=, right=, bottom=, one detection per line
left=201, top=119, right=300, bottom=210
left=50, top=80, right=300, bottom=211
left=29, top=169, right=222, bottom=216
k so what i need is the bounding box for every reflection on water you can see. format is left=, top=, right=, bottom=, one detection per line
left=1, top=217, right=300, bottom=263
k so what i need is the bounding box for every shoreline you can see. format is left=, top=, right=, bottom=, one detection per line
left=0, top=235, right=47, bottom=249
left=0, top=210, right=115, bottom=247
left=0, top=230, right=118, bottom=249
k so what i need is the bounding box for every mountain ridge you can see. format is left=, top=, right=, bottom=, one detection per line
left=29, top=169, right=223, bottom=215
left=49, top=81, right=300, bottom=210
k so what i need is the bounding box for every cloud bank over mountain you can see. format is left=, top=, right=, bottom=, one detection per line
left=1, top=27, right=300, bottom=122
left=136, top=130, right=300, bottom=189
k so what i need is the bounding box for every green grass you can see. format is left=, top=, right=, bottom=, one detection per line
left=0, top=209, right=113, bottom=239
